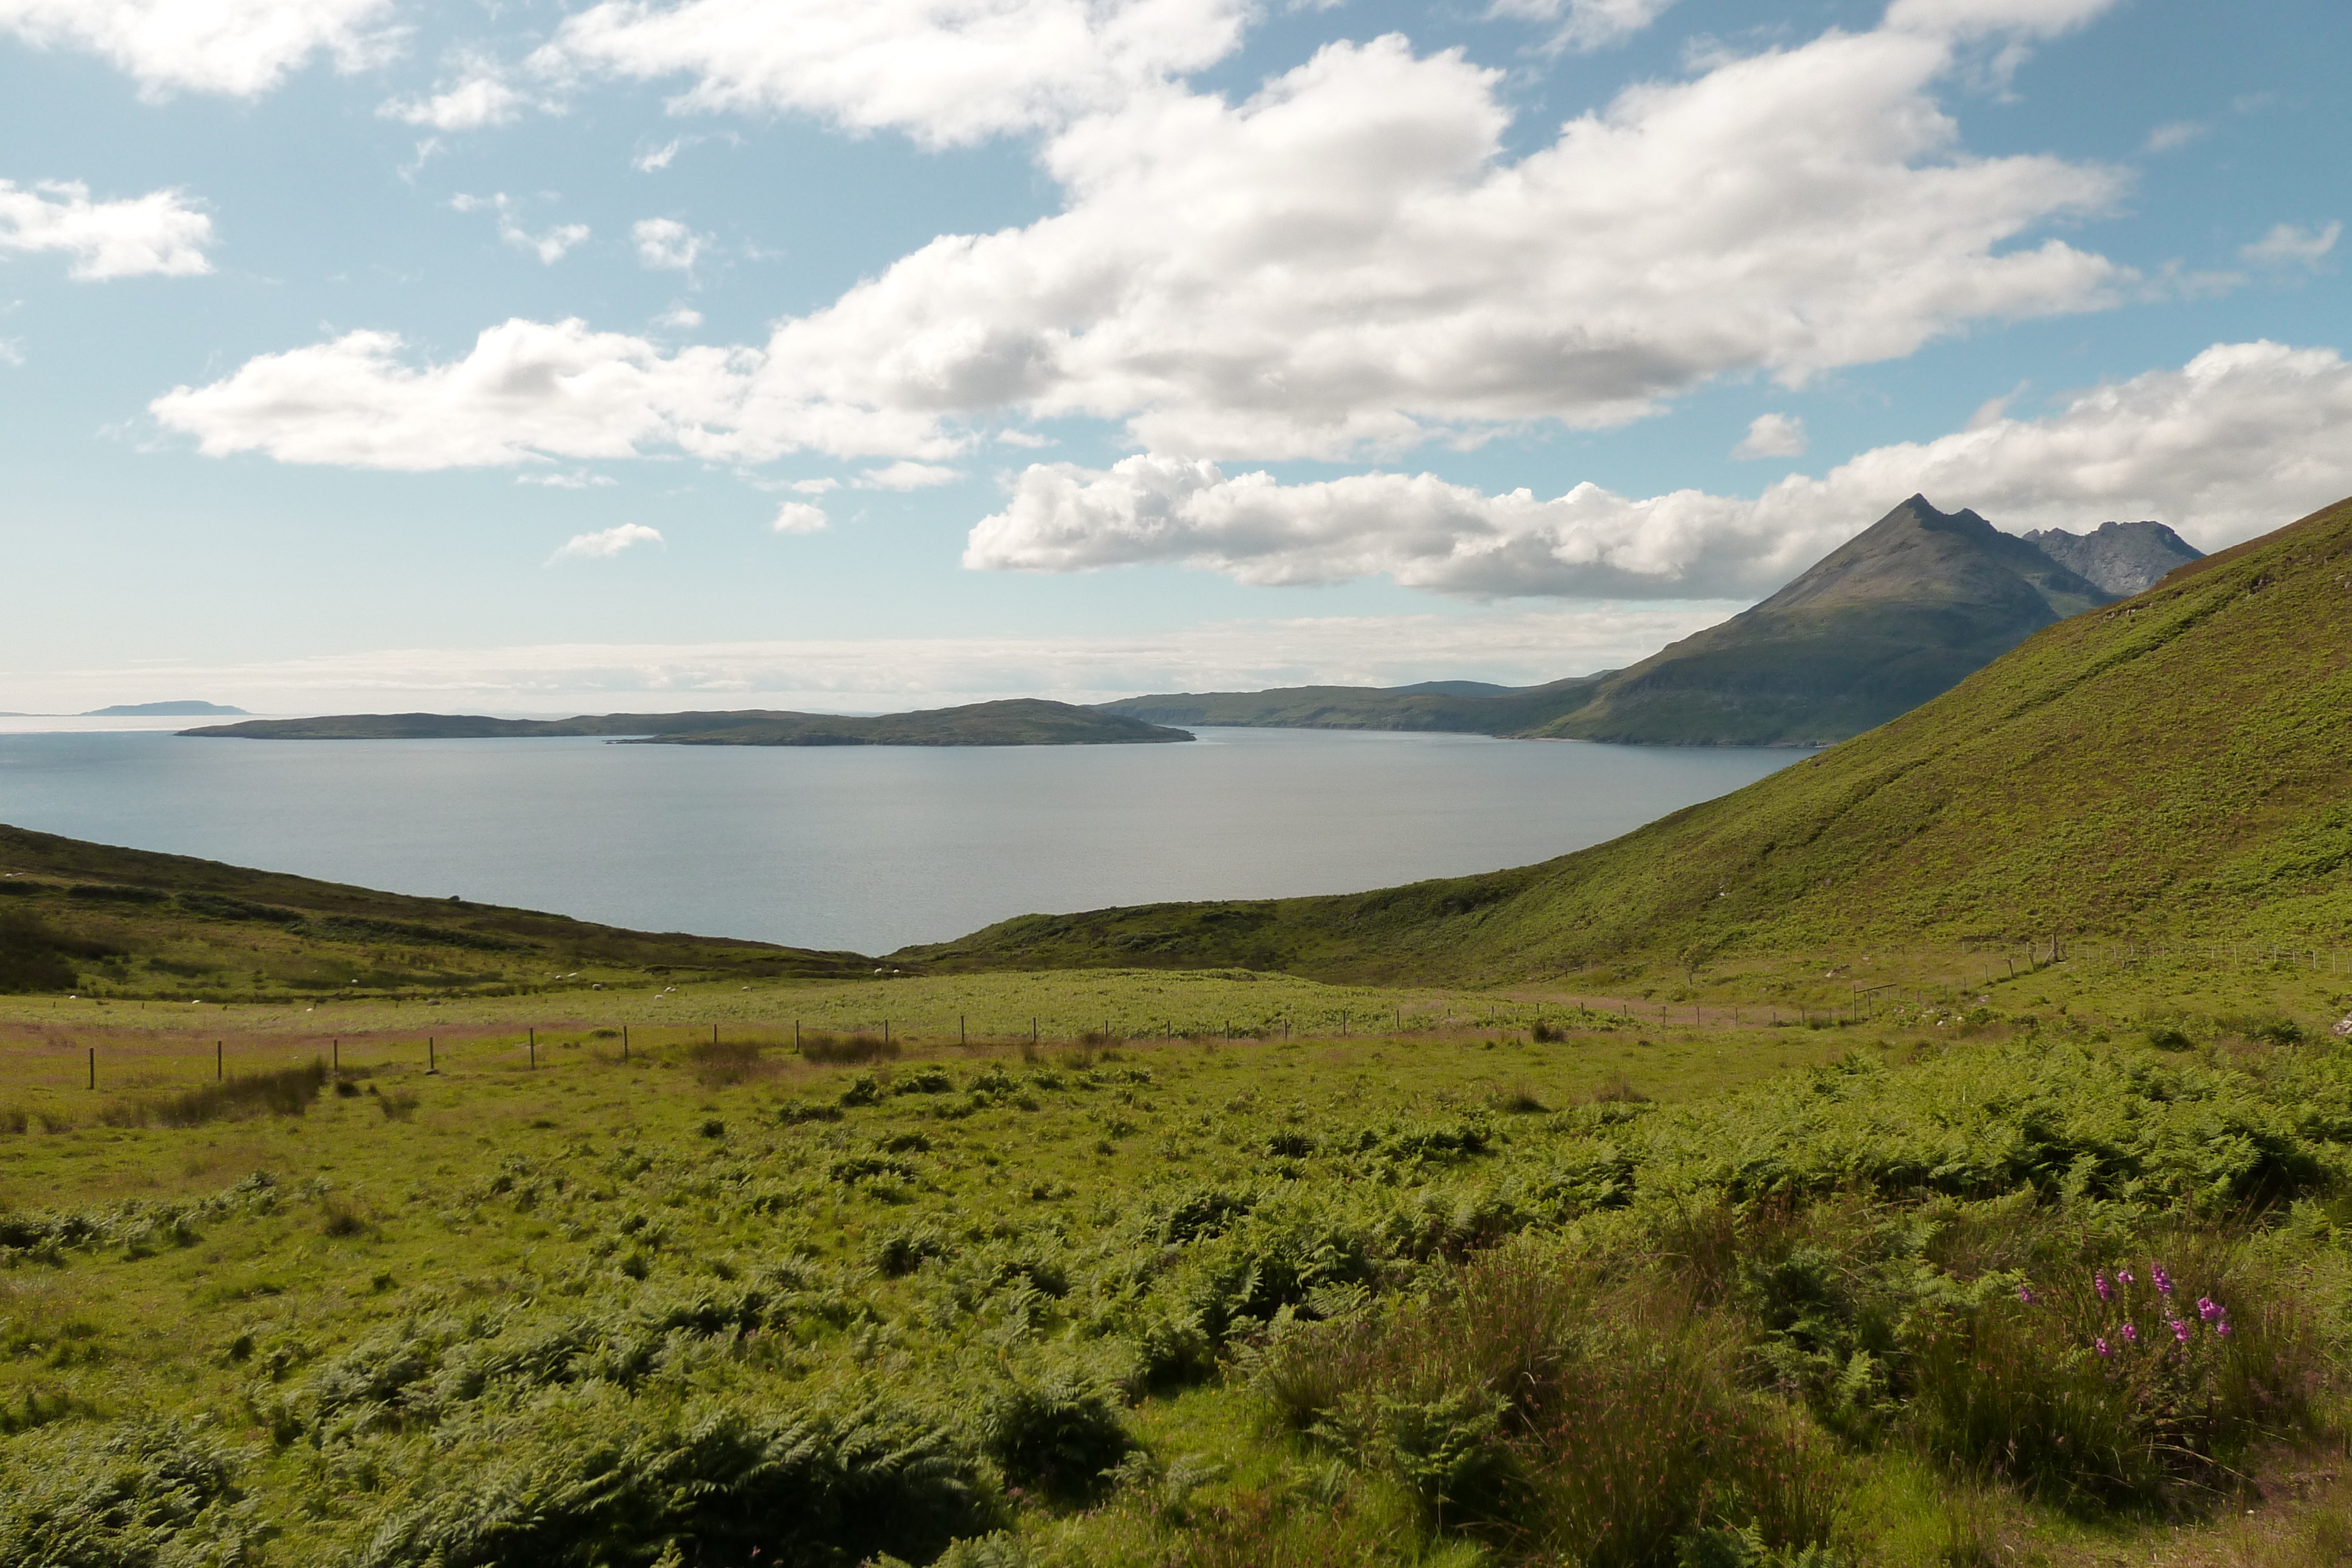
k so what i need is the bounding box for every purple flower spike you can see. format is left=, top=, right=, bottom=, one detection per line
left=2197, top=1296, right=2219, bottom=1322
left=2018, top=1285, right=2038, bottom=1306
left=2094, top=1336, right=2111, bottom=1358
left=2122, top=1323, right=2138, bottom=1343
left=2216, top=1320, right=2234, bottom=1338
left=2094, top=1271, right=2111, bottom=1301
left=2153, top=1265, right=2174, bottom=1295
left=2172, top=1319, right=2191, bottom=1344
left=2118, top=1269, right=2135, bottom=1286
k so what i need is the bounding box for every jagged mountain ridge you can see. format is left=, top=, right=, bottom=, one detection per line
left=2021, top=520, right=2204, bottom=597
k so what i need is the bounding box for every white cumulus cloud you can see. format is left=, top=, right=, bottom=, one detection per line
left=0, top=179, right=215, bottom=279
left=632, top=216, right=706, bottom=272
left=965, top=340, right=2352, bottom=597
left=1733, top=412, right=1806, bottom=459
left=148, top=317, right=964, bottom=467
left=2241, top=221, right=2340, bottom=268
left=537, top=0, right=1254, bottom=148
left=550, top=522, right=664, bottom=561
left=772, top=501, right=828, bottom=533
left=0, top=0, right=398, bottom=98
left=154, top=15, right=2137, bottom=473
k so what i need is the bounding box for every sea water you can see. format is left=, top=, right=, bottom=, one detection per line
left=0, top=727, right=1798, bottom=954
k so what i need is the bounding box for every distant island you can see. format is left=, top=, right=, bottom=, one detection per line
left=85, top=701, right=250, bottom=717
left=182, top=697, right=1194, bottom=747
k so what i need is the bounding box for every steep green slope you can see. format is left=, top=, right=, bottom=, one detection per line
left=0, top=825, right=871, bottom=997
left=904, top=495, right=2352, bottom=982
left=186, top=698, right=1191, bottom=747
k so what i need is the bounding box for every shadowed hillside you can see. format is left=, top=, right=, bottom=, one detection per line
left=0, top=825, right=872, bottom=998
left=907, top=494, right=2350, bottom=982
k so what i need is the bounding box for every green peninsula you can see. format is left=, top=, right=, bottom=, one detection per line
left=182, top=696, right=1194, bottom=747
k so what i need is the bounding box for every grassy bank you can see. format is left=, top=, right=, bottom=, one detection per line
left=2, top=977, right=2348, bottom=1566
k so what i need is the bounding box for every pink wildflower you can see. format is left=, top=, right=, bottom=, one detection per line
left=2172, top=1319, right=2191, bottom=1344
left=2018, top=1284, right=2038, bottom=1306
left=2117, top=1268, right=2135, bottom=1286
left=2094, top=1337, right=2110, bottom=1358
left=2121, top=1323, right=2138, bottom=1343
left=2216, top=1320, right=2234, bottom=1338
left=2197, top=1296, right=2219, bottom=1322
left=2094, top=1271, right=2111, bottom=1302
left=2153, top=1265, right=2174, bottom=1295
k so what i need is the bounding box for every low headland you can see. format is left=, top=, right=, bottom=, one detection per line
left=181, top=696, right=1192, bottom=748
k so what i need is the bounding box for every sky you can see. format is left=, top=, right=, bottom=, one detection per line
left=0, top=0, right=2346, bottom=716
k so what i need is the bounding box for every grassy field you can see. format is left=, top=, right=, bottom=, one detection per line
left=4, top=962, right=2350, bottom=1566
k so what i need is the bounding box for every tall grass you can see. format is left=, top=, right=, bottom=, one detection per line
left=798, top=1031, right=900, bottom=1065
left=1259, top=1250, right=1838, bottom=1562
left=98, top=1061, right=326, bottom=1129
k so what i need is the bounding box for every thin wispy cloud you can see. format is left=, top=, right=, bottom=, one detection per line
left=2241, top=221, right=2340, bottom=268
left=31, top=607, right=1742, bottom=716
left=452, top=193, right=589, bottom=265
left=549, top=522, right=664, bottom=561
left=857, top=461, right=963, bottom=490
left=382, top=54, right=560, bottom=132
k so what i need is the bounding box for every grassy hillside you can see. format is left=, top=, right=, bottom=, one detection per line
left=908, top=495, right=2350, bottom=982
left=188, top=698, right=1192, bottom=747
left=0, top=824, right=871, bottom=999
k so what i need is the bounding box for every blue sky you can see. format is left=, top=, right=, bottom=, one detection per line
left=0, top=0, right=2345, bottom=715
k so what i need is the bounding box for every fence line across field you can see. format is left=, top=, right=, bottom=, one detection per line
left=35, top=937, right=2352, bottom=1094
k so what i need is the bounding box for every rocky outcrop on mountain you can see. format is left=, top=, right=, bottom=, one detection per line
left=2019, top=520, right=2203, bottom=597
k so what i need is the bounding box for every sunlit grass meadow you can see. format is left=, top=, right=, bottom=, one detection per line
left=3, top=960, right=2350, bottom=1565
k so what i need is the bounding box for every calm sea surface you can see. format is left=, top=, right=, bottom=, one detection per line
left=0, top=728, right=1799, bottom=955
